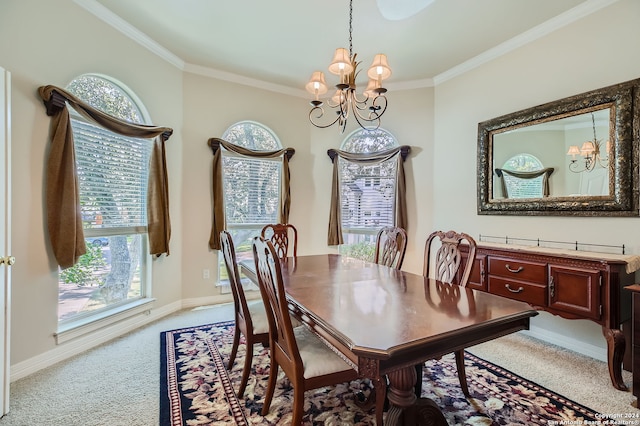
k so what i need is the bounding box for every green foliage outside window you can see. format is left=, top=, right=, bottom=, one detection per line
left=60, top=242, right=107, bottom=286
left=341, top=241, right=375, bottom=262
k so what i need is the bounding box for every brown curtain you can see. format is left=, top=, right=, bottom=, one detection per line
left=327, top=146, right=410, bottom=246
left=38, top=85, right=173, bottom=269
left=495, top=167, right=554, bottom=198
left=207, top=138, right=295, bottom=250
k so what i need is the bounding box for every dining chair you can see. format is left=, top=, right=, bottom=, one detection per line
left=252, top=236, right=360, bottom=425
left=260, top=223, right=297, bottom=260
left=220, top=230, right=270, bottom=398
left=422, top=229, right=477, bottom=397
left=354, top=225, right=408, bottom=418
left=374, top=226, right=408, bottom=270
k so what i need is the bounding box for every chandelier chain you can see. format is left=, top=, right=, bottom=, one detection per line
left=348, top=0, right=353, bottom=57
left=305, top=0, right=390, bottom=132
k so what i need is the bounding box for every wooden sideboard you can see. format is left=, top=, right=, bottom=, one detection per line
left=625, top=284, right=640, bottom=406
left=458, top=242, right=640, bottom=391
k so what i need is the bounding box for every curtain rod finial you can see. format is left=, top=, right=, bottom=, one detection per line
left=43, top=90, right=66, bottom=116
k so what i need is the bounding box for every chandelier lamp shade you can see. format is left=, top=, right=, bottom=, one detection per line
left=306, top=0, right=391, bottom=133
left=566, top=112, right=610, bottom=173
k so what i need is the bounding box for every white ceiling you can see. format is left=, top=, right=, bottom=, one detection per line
left=84, top=0, right=614, bottom=95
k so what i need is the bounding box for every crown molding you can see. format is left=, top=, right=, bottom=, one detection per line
left=433, top=0, right=620, bottom=86
left=183, top=63, right=307, bottom=98
left=74, top=0, right=185, bottom=70
left=76, top=0, right=619, bottom=94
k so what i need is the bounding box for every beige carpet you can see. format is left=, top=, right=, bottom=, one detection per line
left=468, top=331, right=637, bottom=416
left=0, top=302, right=636, bottom=425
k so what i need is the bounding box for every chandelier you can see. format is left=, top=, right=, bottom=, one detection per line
left=566, top=112, right=610, bottom=173
left=305, top=0, right=391, bottom=133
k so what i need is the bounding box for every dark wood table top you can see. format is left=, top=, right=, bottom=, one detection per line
left=240, top=254, right=538, bottom=374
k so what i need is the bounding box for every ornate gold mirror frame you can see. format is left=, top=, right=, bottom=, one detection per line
left=477, top=78, right=640, bottom=216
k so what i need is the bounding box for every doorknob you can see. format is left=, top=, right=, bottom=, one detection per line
left=0, top=256, right=15, bottom=266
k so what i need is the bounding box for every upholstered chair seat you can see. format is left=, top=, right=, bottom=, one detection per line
left=295, top=325, right=353, bottom=378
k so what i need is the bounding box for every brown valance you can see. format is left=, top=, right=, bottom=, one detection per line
left=495, top=167, right=554, bottom=198
left=207, top=138, right=295, bottom=250
left=38, top=85, right=173, bottom=269
left=326, top=145, right=411, bottom=246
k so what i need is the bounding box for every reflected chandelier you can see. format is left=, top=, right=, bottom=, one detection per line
left=306, top=0, right=391, bottom=133
left=566, top=112, right=610, bottom=173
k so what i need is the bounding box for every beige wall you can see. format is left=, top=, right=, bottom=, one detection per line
left=0, top=0, right=638, bottom=370
left=0, top=1, right=184, bottom=365
left=180, top=73, right=311, bottom=301
left=432, top=0, right=640, bottom=353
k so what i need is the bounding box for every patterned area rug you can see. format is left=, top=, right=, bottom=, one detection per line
left=160, top=321, right=600, bottom=425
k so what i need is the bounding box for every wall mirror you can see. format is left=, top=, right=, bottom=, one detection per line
left=477, top=78, right=640, bottom=216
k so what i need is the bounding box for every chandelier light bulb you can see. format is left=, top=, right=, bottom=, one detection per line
left=566, top=145, right=580, bottom=160
left=367, top=54, right=392, bottom=81
left=306, top=0, right=390, bottom=132
left=567, top=111, right=609, bottom=173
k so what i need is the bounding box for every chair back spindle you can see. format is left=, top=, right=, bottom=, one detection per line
left=374, top=226, right=408, bottom=270
left=424, top=230, right=477, bottom=286
left=261, top=223, right=298, bottom=259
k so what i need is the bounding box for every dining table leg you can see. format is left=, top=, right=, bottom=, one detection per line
left=384, top=366, right=448, bottom=426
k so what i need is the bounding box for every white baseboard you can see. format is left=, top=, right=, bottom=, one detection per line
left=10, top=300, right=186, bottom=382
left=523, top=325, right=607, bottom=362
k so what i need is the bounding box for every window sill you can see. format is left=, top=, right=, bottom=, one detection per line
left=55, top=298, right=156, bottom=344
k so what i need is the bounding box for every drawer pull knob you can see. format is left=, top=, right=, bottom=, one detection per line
left=505, top=264, right=524, bottom=273
left=505, top=284, right=524, bottom=293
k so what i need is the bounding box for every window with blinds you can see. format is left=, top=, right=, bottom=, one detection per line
left=218, top=121, right=283, bottom=288
left=72, top=120, right=150, bottom=230
left=222, top=155, right=281, bottom=225
left=502, top=153, right=545, bottom=199
left=339, top=159, right=397, bottom=232
left=58, top=74, right=150, bottom=324
left=338, top=128, right=399, bottom=261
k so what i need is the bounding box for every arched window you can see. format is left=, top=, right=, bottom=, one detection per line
left=338, top=128, right=399, bottom=260
left=501, top=153, right=545, bottom=198
left=58, top=74, right=152, bottom=324
left=219, top=121, right=283, bottom=285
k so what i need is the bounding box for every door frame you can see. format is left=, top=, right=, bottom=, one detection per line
left=0, top=65, right=12, bottom=416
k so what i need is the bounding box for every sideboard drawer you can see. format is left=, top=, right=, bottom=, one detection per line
left=488, top=257, right=546, bottom=283
left=488, top=276, right=547, bottom=306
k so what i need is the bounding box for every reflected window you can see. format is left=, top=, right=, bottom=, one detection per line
left=501, top=154, right=544, bottom=199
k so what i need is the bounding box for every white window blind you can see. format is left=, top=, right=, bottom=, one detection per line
left=71, top=119, right=150, bottom=230
left=222, top=154, right=281, bottom=225
left=339, top=156, right=397, bottom=231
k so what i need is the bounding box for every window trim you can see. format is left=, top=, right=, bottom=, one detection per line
left=56, top=74, right=155, bottom=329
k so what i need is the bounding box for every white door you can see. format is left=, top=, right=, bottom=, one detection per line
left=0, top=66, right=12, bottom=416
left=579, top=166, right=609, bottom=196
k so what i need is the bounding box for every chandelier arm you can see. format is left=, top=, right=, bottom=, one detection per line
left=350, top=104, right=381, bottom=131
left=305, top=0, right=390, bottom=133
left=568, top=160, right=586, bottom=173
left=308, top=106, right=343, bottom=129
left=369, top=95, right=388, bottom=119
left=350, top=94, right=388, bottom=122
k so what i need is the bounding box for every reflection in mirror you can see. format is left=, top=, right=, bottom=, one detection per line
left=477, top=77, right=640, bottom=216
left=492, top=108, right=610, bottom=199
left=495, top=154, right=552, bottom=199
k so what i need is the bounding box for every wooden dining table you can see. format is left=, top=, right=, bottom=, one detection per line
left=240, top=254, right=538, bottom=425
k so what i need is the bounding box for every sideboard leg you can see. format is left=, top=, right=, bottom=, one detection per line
left=603, top=326, right=628, bottom=391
